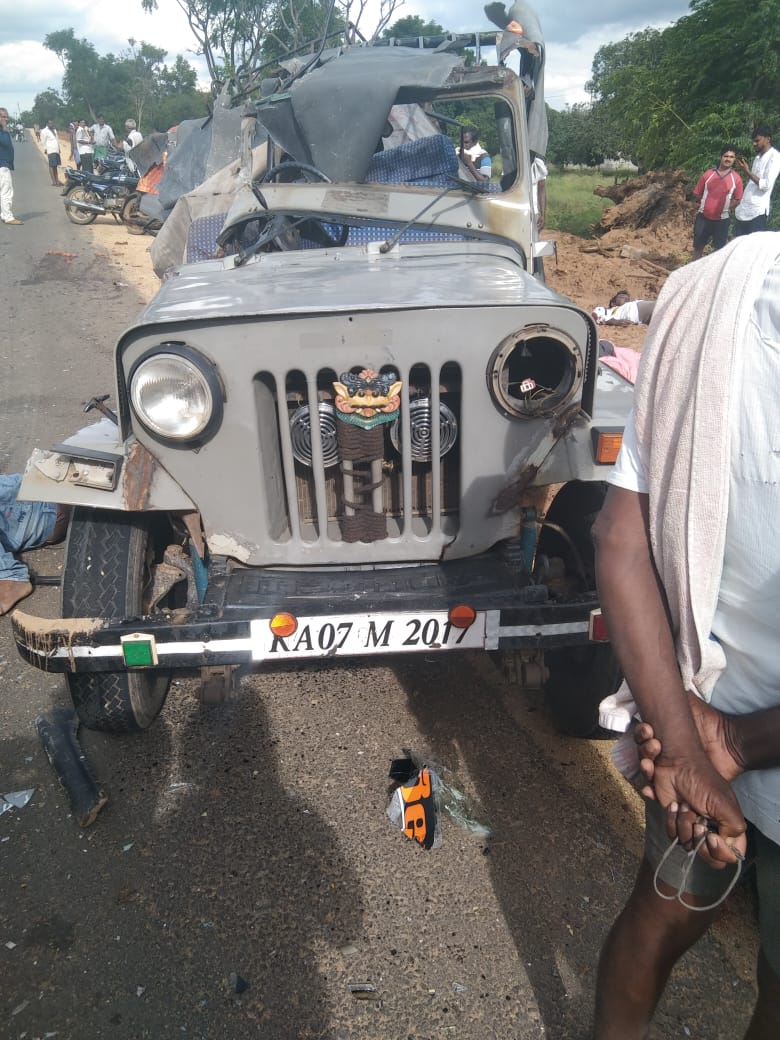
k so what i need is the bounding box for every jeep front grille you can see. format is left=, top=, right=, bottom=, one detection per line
left=254, top=363, right=461, bottom=546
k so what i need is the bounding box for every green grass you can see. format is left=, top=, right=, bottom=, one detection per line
left=544, top=168, right=635, bottom=238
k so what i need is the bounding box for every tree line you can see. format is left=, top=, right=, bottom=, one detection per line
left=23, top=29, right=210, bottom=132
left=546, top=0, right=779, bottom=176
left=25, top=0, right=777, bottom=182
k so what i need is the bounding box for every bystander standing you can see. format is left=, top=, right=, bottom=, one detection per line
left=122, top=119, right=143, bottom=173
left=0, top=105, right=23, bottom=224
left=591, top=233, right=780, bottom=1039
left=734, top=125, right=780, bottom=235
left=692, top=144, right=743, bottom=259
left=75, top=119, right=94, bottom=174
left=39, top=118, right=62, bottom=186
left=90, top=114, right=115, bottom=163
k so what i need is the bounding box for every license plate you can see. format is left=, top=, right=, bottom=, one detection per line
left=250, top=611, right=486, bottom=661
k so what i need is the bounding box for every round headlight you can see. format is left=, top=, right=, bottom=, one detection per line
left=129, top=348, right=222, bottom=444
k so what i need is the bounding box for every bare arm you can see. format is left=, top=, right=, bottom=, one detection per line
left=593, top=486, right=747, bottom=862
left=638, top=696, right=780, bottom=782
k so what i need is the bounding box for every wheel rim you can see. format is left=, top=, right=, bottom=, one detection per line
left=66, top=187, right=99, bottom=225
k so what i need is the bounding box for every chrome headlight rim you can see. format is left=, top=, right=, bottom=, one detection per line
left=128, top=342, right=224, bottom=448
left=487, top=326, right=582, bottom=420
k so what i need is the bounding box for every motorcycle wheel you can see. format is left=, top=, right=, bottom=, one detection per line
left=122, top=193, right=147, bottom=235
left=65, top=186, right=100, bottom=225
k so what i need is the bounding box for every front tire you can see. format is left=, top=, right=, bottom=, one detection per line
left=62, top=509, right=171, bottom=733
left=544, top=644, right=622, bottom=737
left=65, top=187, right=99, bottom=225
left=538, top=481, right=622, bottom=736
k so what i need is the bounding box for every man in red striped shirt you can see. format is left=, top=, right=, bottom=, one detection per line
left=692, top=145, right=744, bottom=260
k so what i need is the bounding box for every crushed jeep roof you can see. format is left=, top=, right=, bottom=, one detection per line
left=256, top=47, right=512, bottom=183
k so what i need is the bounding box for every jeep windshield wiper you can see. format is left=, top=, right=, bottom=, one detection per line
left=379, top=178, right=485, bottom=254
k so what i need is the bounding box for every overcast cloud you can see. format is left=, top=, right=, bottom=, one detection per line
left=0, top=0, right=692, bottom=116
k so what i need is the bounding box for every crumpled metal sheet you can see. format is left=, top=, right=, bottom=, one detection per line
left=257, top=47, right=461, bottom=184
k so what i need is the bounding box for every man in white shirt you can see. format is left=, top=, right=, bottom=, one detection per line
left=592, top=290, right=655, bottom=326
left=0, top=105, right=23, bottom=223
left=39, top=119, right=62, bottom=186
left=89, top=114, right=115, bottom=162
left=75, top=119, right=93, bottom=174
left=122, top=119, right=143, bottom=173
left=591, top=235, right=780, bottom=1038
left=734, top=125, right=780, bottom=235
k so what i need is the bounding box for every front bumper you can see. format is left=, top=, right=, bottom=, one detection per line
left=12, top=556, right=603, bottom=674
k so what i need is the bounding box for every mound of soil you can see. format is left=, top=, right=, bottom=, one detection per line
left=544, top=170, right=697, bottom=351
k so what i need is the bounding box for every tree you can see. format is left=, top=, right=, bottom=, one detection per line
left=141, top=0, right=405, bottom=94
left=382, top=15, right=444, bottom=38
left=29, top=89, right=68, bottom=127
left=141, top=0, right=279, bottom=86
left=546, top=104, right=605, bottom=167
left=44, top=29, right=102, bottom=119
left=125, top=40, right=168, bottom=129
left=262, top=1, right=347, bottom=64
left=42, top=27, right=209, bottom=132
left=587, top=0, right=779, bottom=173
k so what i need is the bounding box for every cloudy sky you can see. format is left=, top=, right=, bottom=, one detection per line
left=1, top=0, right=692, bottom=116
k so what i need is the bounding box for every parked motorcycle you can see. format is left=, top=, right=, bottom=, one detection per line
left=63, top=168, right=139, bottom=226
left=96, top=149, right=131, bottom=175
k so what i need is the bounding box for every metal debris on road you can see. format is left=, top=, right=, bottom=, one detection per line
left=348, top=982, right=378, bottom=1000
left=387, top=749, right=492, bottom=847
left=0, top=789, right=34, bottom=816
left=387, top=756, right=442, bottom=850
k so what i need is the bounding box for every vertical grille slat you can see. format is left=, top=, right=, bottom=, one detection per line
left=306, top=370, right=330, bottom=543
left=430, top=365, right=442, bottom=530
left=400, top=370, right=414, bottom=534
left=272, top=371, right=302, bottom=541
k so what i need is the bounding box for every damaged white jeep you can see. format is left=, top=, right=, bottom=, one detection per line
left=12, top=39, right=634, bottom=737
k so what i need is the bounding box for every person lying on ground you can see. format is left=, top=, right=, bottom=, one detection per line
left=592, top=291, right=655, bottom=327
left=0, top=474, right=68, bottom=615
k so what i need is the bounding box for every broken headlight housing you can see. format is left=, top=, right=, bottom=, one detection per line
left=488, top=326, right=582, bottom=419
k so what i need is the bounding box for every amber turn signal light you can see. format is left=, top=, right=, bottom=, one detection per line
left=270, top=612, right=298, bottom=638
left=591, top=427, right=623, bottom=465
left=448, top=604, right=477, bottom=629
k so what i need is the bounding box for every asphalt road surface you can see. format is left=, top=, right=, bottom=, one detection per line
left=1, top=137, right=760, bottom=1040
